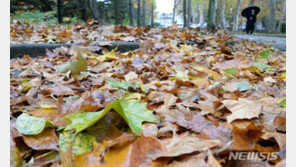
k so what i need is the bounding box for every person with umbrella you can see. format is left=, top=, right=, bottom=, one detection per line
left=241, top=5, right=260, bottom=35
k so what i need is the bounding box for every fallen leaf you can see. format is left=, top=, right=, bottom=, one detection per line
left=158, top=133, right=221, bottom=158
left=16, top=113, right=47, bottom=135
left=23, top=128, right=58, bottom=150
left=59, top=132, right=96, bottom=155
left=222, top=98, right=262, bottom=123
left=232, top=123, right=264, bottom=150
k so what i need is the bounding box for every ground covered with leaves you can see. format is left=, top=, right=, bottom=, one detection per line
left=10, top=20, right=286, bottom=167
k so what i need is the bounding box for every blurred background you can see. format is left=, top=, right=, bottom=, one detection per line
left=10, top=0, right=286, bottom=34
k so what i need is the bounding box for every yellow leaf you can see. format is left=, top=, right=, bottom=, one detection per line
left=192, top=66, right=223, bottom=79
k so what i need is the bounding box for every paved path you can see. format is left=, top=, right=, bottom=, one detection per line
left=233, top=34, right=286, bottom=51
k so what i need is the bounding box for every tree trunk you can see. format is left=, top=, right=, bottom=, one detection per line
left=173, top=0, right=177, bottom=23
left=220, top=0, right=226, bottom=29
left=196, top=6, right=200, bottom=24
left=129, top=0, right=134, bottom=26
left=276, top=0, right=286, bottom=33
left=232, top=0, right=242, bottom=31
left=187, top=0, right=192, bottom=26
left=202, top=2, right=206, bottom=23
left=79, top=0, right=87, bottom=22
left=150, top=4, right=154, bottom=27
left=183, top=0, right=187, bottom=27
left=114, top=0, right=121, bottom=25
left=172, top=0, right=180, bottom=23
left=268, top=0, right=276, bottom=33
left=214, top=0, right=218, bottom=24
left=57, top=0, right=63, bottom=23
left=89, top=0, right=100, bottom=21
left=142, top=0, right=146, bottom=26
left=137, top=0, right=141, bottom=27
left=249, top=0, right=255, bottom=5
left=207, top=0, right=215, bottom=29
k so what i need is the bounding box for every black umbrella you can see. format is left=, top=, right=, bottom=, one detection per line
left=241, top=5, right=260, bottom=17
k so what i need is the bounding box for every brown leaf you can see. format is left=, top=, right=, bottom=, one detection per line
left=222, top=98, right=262, bottom=123
left=23, top=128, right=58, bottom=151
left=232, top=123, right=264, bottom=150
left=158, top=133, right=221, bottom=158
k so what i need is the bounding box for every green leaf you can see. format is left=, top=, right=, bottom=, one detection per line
left=59, top=132, right=96, bottom=155
left=64, top=110, right=108, bottom=134
left=223, top=68, right=237, bottom=76
left=251, top=63, right=273, bottom=72
left=105, top=78, right=135, bottom=90
left=104, top=78, right=148, bottom=92
left=104, top=95, right=158, bottom=133
left=280, top=99, right=286, bottom=108
left=232, top=81, right=253, bottom=92
left=259, top=49, right=272, bottom=60
left=56, top=55, right=87, bottom=75
left=16, top=113, right=47, bottom=135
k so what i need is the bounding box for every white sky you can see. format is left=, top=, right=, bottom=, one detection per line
left=155, top=0, right=174, bottom=14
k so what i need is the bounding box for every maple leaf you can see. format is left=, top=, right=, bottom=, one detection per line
left=104, top=94, right=158, bottom=133
left=56, top=55, right=87, bottom=75
left=222, top=98, right=262, bottom=123
left=64, top=110, right=108, bottom=134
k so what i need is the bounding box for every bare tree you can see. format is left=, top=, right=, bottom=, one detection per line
left=150, top=3, right=154, bottom=27
left=220, top=0, right=226, bottom=29
left=183, top=0, right=187, bottom=27
left=232, top=0, right=242, bottom=31
left=196, top=6, right=200, bottom=24
left=89, top=0, right=100, bottom=21
left=142, top=0, right=146, bottom=26
left=172, top=0, right=181, bottom=23
left=202, top=2, right=206, bottom=23
left=268, top=0, right=276, bottom=33
left=187, top=0, right=192, bottom=26
left=214, top=0, right=218, bottom=24
left=57, top=0, right=63, bottom=23
left=137, top=0, right=141, bottom=27
left=129, top=0, right=135, bottom=26
left=207, top=0, right=215, bottom=29
left=277, top=0, right=286, bottom=33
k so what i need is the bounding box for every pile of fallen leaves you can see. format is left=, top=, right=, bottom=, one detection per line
left=10, top=22, right=286, bottom=167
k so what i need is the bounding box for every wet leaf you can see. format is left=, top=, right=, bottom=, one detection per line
left=222, top=98, right=262, bottom=123
left=104, top=95, right=158, bottom=133
left=16, top=113, right=47, bottom=135
left=23, top=128, right=58, bottom=150
left=232, top=123, right=264, bottom=150
left=158, top=133, right=222, bottom=158
left=56, top=55, right=87, bottom=75
left=59, top=132, right=96, bottom=155
left=64, top=110, right=108, bottom=134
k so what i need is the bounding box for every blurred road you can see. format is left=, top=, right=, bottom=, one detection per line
left=233, top=34, right=286, bottom=51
